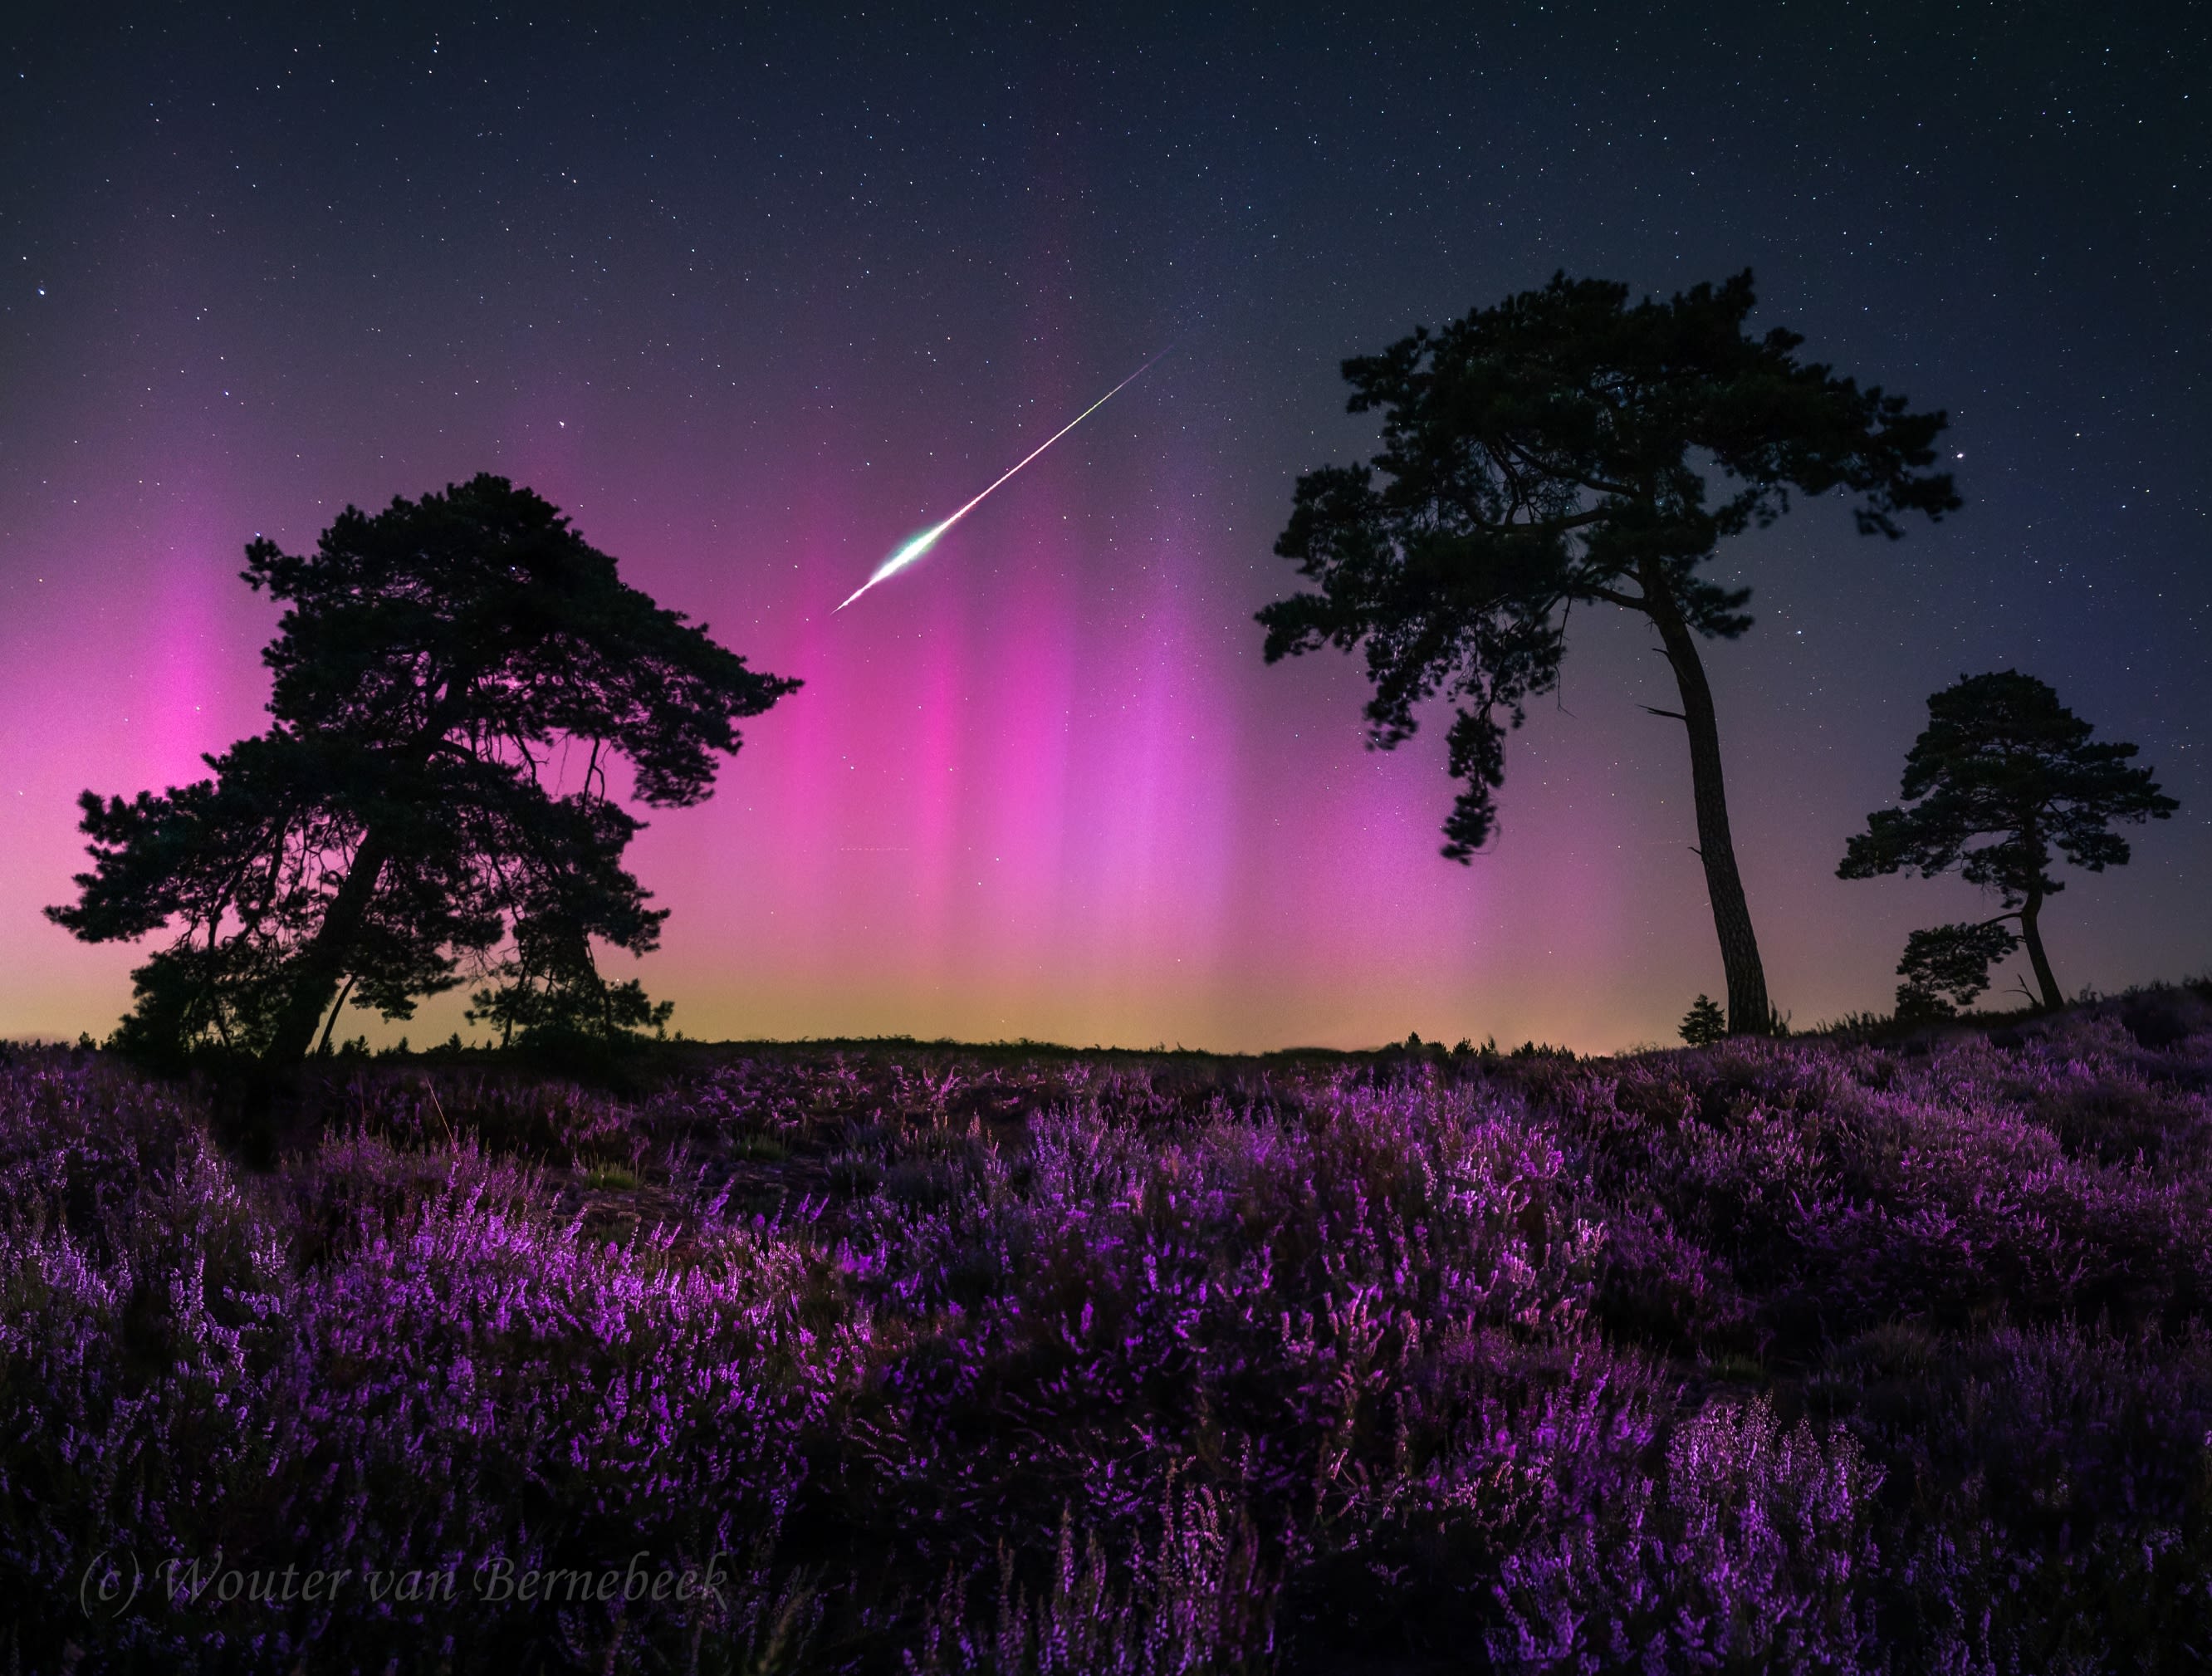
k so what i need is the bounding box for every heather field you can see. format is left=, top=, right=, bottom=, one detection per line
left=7, top=992, right=2212, bottom=1673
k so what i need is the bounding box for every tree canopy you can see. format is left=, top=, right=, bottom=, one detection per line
left=1838, top=670, right=2176, bottom=1013
left=1260, top=269, right=1957, bottom=1033
left=49, top=475, right=798, bottom=1064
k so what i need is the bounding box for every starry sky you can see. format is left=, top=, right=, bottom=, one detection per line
left=2, top=3, right=2206, bottom=1052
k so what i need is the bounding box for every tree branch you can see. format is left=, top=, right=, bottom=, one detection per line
left=1502, top=438, right=1640, bottom=500
left=1585, top=586, right=1650, bottom=612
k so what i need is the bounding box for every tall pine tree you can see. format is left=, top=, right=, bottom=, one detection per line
left=1261, top=272, right=1957, bottom=1034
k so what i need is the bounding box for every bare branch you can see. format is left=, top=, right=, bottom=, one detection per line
left=1586, top=586, right=1650, bottom=612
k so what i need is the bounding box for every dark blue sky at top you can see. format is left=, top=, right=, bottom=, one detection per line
left=1, top=1, right=2205, bottom=1046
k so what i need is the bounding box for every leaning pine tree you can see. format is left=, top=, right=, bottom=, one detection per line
left=49, top=475, right=798, bottom=1065
left=1838, top=669, right=2176, bottom=1015
left=1260, top=272, right=1959, bottom=1034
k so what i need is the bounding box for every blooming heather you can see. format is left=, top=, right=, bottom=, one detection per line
left=2, top=992, right=2210, bottom=1669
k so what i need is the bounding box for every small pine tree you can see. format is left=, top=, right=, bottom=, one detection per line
left=1891, top=919, right=2021, bottom=1020
left=1840, top=670, right=2176, bottom=1011
left=1680, top=995, right=1728, bottom=1046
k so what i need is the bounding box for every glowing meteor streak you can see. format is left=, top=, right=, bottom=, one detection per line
left=835, top=350, right=1168, bottom=610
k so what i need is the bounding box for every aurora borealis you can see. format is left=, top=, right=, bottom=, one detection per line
left=2, top=6, right=2206, bottom=1051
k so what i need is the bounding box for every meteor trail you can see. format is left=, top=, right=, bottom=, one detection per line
left=835, top=350, right=1168, bottom=611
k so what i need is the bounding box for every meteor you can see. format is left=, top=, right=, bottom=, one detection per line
left=835, top=350, right=1168, bottom=610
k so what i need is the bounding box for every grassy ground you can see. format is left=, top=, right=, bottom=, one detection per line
left=3, top=985, right=2210, bottom=1672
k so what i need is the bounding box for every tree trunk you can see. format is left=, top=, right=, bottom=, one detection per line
left=312, top=973, right=358, bottom=1056
left=262, top=680, right=478, bottom=1066
left=1642, top=569, right=1773, bottom=1035
left=265, top=831, right=390, bottom=1064
left=2019, top=886, right=2063, bottom=1011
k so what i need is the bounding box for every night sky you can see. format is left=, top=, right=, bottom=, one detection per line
left=3, top=4, right=2206, bottom=1052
